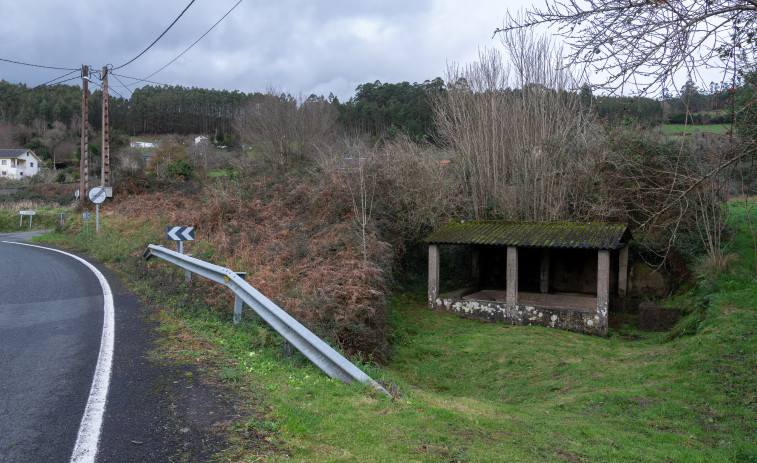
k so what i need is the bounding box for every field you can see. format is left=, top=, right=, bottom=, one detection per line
left=662, top=124, right=731, bottom=134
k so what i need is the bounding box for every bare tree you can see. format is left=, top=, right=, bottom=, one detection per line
left=498, top=0, right=756, bottom=95
left=501, top=2, right=757, bottom=273
left=42, top=122, right=69, bottom=170
left=343, top=142, right=376, bottom=262
left=233, top=90, right=338, bottom=169
left=330, top=133, right=465, bottom=262
left=433, top=31, right=601, bottom=221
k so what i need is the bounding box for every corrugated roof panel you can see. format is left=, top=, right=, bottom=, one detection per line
left=425, top=221, right=630, bottom=250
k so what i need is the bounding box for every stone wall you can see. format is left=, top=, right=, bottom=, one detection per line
left=429, top=294, right=607, bottom=336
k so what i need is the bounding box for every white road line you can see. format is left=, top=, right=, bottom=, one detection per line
left=2, top=241, right=115, bottom=463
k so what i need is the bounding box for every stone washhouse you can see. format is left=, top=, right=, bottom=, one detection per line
left=425, top=221, right=632, bottom=335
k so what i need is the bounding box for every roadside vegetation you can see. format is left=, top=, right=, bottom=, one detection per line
left=32, top=196, right=756, bottom=462
left=0, top=182, right=74, bottom=233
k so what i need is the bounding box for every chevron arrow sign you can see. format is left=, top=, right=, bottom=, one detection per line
left=166, top=226, right=195, bottom=241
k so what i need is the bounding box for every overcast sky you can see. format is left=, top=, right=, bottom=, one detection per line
left=0, top=0, right=534, bottom=101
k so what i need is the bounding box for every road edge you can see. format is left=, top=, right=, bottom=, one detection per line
left=1, top=241, right=115, bottom=463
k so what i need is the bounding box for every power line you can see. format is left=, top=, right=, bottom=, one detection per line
left=0, top=57, right=78, bottom=71
left=111, top=73, right=170, bottom=87
left=87, top=77, right=127, bottom=100
left=108, top=73, right=133, bottom=97
left=113, top=0, right=197, bottom=70
left=140, top=0, right=244, bottom=82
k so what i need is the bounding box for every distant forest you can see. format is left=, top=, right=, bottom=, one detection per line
left=0, top=77, right=736, bottom=145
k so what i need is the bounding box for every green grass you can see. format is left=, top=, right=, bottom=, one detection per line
left=663, top=124, right=731, bottom=134
left=0, top=205, right=71, bottom=233
left=206, top=170, right=229, bottom=177
left=32, top=204, right=757, bottom=462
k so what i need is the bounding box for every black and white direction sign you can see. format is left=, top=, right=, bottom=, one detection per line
left=88, top=187, right=106, bottom=204
left=166, top=226, right=195, bottom=241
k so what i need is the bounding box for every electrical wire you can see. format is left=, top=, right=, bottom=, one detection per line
left=113, top=0, right=197, bottom=70
left=0, top=57, right=79, bottom=71
left=87, top=77, right=126, bottom=100
left=109, top=73, right=134, bottom=98
left=111, top=73, right=169, bottom=87
left=139, top=0, right=244, bottom=82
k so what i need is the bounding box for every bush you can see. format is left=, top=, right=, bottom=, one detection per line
left=164, top=159, right=194, bottom=180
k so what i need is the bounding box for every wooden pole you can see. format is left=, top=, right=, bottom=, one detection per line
left=101, top=66, right=110, bottom=188
left=79, top=65, right=89, bottom=200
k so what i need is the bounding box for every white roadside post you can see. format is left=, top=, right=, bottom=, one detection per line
left=166, top=226, right=195, bottom=282
left=88, top=186, right=106, bottom=232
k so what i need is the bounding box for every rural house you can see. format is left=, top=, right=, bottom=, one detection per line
left=0, top=149, right=42, bottom=179
left=425, top=221, right=632, bottom=335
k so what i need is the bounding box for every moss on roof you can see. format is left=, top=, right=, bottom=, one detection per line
left=425, top=220, right=630, bottom=250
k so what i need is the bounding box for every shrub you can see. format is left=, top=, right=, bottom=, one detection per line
left=164, top=159, right=194, bottom=180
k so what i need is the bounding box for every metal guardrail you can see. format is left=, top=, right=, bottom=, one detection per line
left=143, top=244, right=389, bottom=396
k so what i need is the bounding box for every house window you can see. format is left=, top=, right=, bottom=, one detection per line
left=30, top=162, right=34, bottom=167
left=1, top=160, right=6, bottom=165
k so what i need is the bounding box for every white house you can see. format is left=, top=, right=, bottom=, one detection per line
left=0, top=149, right=43, bottom=179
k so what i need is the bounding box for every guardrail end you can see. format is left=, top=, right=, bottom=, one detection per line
left=142, top=247, right=152, bottom=260
left=373, top=383, right=392, bottom=397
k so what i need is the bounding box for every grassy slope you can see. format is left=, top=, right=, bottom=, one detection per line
left=32, top=202, right=756, bottom=462
left=663, top=124, right=730, bottom=134
left=0, top=206, right=70, bottom=233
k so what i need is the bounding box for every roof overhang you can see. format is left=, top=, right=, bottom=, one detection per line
left=425, top=220, right=631, bottom=250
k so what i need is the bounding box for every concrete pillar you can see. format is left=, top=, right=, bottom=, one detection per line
left=539, top=248, right=550, bottom=294
left=597, top=250, right=610, bottom=334
left=428, top=244, right=440, bottom=305
left=618, top=245, right=629, bottom=298
left=506, top=246, right=518, bottom=309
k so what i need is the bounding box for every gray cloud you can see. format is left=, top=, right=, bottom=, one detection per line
left=0, top=0, right=513, bottom=100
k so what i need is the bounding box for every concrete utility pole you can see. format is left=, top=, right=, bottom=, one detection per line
left=79, top=65, right=89, bottom=201
left=101, top=66, right=110, bottom=188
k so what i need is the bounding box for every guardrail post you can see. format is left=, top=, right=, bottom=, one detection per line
left=176, top=241, right=192, bottom=283
left=233, top=272, right=246, bottom=324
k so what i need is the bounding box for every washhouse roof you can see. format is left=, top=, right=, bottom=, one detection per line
left=425, top=220, right=631, bottom=250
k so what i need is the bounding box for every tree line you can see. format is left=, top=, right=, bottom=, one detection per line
left=0, top=80, right=259, bottom=137
left=0, top=75, right=738, bottom=150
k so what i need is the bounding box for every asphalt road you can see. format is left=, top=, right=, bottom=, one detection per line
left=0, top=231, right=260, bottom=462
left=0, top=232, right=104, bottom=462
